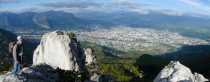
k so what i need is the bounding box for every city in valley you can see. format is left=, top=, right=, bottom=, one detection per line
left=78, top=27, right=209, bottom=55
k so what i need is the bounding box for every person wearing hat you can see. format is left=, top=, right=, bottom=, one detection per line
left=11, top=36, right=23, bottom=75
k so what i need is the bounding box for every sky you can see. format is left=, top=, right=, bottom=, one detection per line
left=0, top=0, right=210, bottom=16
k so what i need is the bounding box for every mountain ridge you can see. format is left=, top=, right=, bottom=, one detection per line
left=0, top=11, right=87, bottom=30
left=1, top=10, right=210, bottom=31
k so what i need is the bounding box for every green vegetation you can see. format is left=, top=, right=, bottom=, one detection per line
left=67, top=32, right=76, bottom=39
left=81, top=41, right=144, bottom=82
left=100, top=63, right=143, bottom=82
left=80, top=41, right=174, bottom=82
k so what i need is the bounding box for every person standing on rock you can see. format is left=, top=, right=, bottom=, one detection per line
left=11, top=36, right=24, bottom=75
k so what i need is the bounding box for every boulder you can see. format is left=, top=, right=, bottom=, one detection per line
left=33, top=31, right=85, bottom=71
left=154, top=61, right=208, bottom=82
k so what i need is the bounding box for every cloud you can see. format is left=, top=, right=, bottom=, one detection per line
left=43, top=2, right=101, bottom=9
left=1, top=0, right=204, bottom=16
left=41, top=1, right=108, bottom=13
left=41, top=0, right=186, bottom=16
left=179, top=0, right=200, bottom=6
left=0, top=0, right=17, bottom=3
left=179, top=0, right=210, bottom=15
left=180, top=0, right=210, bottom=6
left=112, top=1, right=184, bottom=16
left=179, top=0, right=210, bottom=9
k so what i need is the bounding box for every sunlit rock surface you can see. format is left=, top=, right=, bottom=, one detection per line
left=33, top=31, right=85, bottom=71
left=154, top=61, right=208, bottom=82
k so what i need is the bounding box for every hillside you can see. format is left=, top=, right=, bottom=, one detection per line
left=0, top=29, right=16, bottom=72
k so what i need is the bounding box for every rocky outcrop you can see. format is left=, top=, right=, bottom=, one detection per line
left=154, top=61, right=208, bottom=82
left=0, top=65, right=58, bottom=82
left=84, top=48, right=96, bottom=65
left=83, top=48, right=100, bottom=82
left=32, top=31, right=100, bottom=82
left=33, top=31, right=85, bottom=71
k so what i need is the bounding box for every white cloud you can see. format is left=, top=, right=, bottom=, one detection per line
left=179, top=0, right=200, bottom=6
left=179, top=0, right=210, bottom=16
left=0, top=0, right=17, bottom=3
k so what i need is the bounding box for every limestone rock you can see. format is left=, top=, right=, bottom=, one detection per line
left=194, top=73, right=209, bottom=82
left=84, top=48, right=100, bottom=82
left=84, top=48, right=96, bottom=65
left=154, top=61, right=208, bottom=82
left=33, top=31, right=85, bottom=71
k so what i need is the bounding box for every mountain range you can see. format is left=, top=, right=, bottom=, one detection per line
left=0, top=10, right=210, bottom=38
left=0, top=11, right=87, bottom=31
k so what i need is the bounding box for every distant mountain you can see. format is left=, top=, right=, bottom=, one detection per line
left=77, top=11, right=210, bottom=30
left=1, top=11, right=210, bottom=30
left=0, top=11, right=87, bottom=31
left=0, top=11, right=210, bottom=38
left=76, top=11, right=210, bottom=39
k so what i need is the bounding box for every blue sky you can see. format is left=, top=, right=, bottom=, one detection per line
left=0, top=0, right=210, bottom=16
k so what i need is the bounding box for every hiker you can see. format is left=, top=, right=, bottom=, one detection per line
left=11, top=36, right=24, bottom=75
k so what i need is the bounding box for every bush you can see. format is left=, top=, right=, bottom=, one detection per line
left=67, top=32, right=76, bottom=39
left=99, top=63, right=143, bottom=82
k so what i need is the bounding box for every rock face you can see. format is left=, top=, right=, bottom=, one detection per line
left=33, top=31, right=85, bottom=71
left=154, top=61, right=208, bottom=82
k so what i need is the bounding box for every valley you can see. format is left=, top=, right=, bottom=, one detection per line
left=78, top=27, right=209, bottom=56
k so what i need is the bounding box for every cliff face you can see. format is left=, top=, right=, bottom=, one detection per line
left=154, top=61, right=208, bottom=82
left=33, top=31, right=86, bottom=71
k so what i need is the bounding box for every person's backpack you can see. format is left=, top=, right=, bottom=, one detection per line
left=8, top=41, right=16, bottom=54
